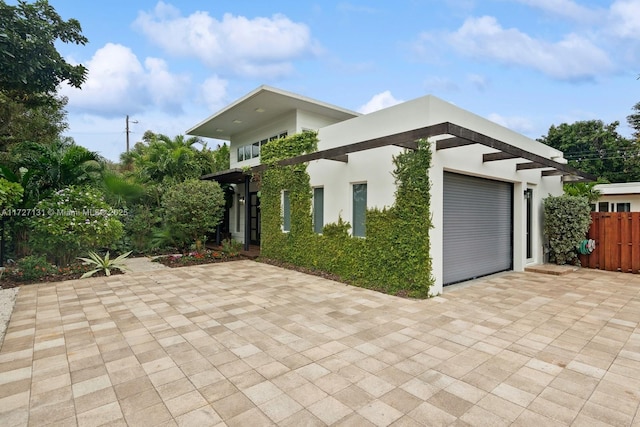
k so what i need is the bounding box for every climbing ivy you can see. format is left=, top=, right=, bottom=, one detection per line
left=260, top=133, right=434, bottom=298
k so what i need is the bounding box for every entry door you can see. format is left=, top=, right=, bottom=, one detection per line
left=249, top=192, right=260, bottom=245
left=443, top=172, right=513, bottom=285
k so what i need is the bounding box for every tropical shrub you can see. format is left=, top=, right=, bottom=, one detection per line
left=78, top=250, right=131, bottom=278
left=123, top=205, right=161, bottom=252
left=161, top=179, right=225, bottom=251
left=0, top=177, right=23, bottom=209
left=543, top=194, right=592, bottom=265
left=12, top=255, right=56, bottom=282
left=29, top=186, right=124, bottom=265
left=221, top=238, right=242, bottom=256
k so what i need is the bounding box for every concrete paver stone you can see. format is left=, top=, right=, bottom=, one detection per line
left=0, top=261, right=639, bottom=426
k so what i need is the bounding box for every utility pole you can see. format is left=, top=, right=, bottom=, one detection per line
left=125, top=115, right=138, bottom=152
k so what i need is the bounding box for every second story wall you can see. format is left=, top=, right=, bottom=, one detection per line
left=230, top=108, right=353, bottom=168
left=231, top=112, right=296, bottom=168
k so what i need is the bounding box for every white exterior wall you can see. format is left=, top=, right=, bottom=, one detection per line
left=229, top=108, right=354, bottom=242
left=309, top=95, right=564, bottom=295
left=216, top=91, right=564, bottom=295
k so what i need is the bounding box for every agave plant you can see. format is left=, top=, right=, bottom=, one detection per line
left=78, top=250, right=132, bottom=278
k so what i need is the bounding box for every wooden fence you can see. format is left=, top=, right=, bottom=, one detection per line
left=579, top=212, right=640, bottom=273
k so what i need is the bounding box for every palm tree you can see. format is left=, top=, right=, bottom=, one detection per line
left=10, top=138, right=104, bottom=202
left=131, top=133, right=205, bottom=184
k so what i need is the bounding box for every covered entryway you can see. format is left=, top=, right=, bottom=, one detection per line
left=443, top=172, right=513, bottom=285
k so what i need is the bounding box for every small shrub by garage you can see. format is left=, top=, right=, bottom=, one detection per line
left=543, top=194, right=591, bottom=265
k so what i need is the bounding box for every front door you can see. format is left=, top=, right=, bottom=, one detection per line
left=249, top=192, right=260, bottom=245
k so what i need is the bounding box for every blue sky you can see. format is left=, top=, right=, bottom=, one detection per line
left=37, top=0, right=640, bottom=161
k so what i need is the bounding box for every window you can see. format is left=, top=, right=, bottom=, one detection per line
left=282, top=191, right=291, bottom=232
left=617, top=203, right=631, bottom=212
left=352, top=183, right=367, bottom=237
left=313, top=187, right=324, bottom=233
left=236, top=132, right=288, bottom=161
left=598, top=202, right=609, bottom=212
left=525, top=189, right=533, bottom=259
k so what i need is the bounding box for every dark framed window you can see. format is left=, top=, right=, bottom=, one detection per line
left=313, top=187, right=324, bottom=233
left=617, top=203, right=631, bottom=212
left=352, top=183, right=367, bottom=237
left=598, top=202, right=609, bottom=212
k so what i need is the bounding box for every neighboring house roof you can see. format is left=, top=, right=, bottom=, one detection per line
left=594, top=182, right=640, bottom=195
left=186, top=85, right=360, bottom=140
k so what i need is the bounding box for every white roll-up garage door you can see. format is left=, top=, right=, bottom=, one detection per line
left=443, top=172, right=513, bottom=285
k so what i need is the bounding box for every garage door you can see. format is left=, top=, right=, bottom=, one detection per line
left=443, top=172, right=513, bottom=285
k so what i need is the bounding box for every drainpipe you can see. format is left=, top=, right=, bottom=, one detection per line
left=244, top=174, right=250, bottom=251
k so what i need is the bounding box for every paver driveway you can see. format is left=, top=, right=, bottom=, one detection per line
left=0, top=260, right=639, bottom=426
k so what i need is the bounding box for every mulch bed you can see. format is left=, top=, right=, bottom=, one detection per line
left=0, top=268, right=122, bottom=289
left=153, top=253, right=249, bottom=268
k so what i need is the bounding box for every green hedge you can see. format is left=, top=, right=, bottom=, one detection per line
left=543, top=194, right=592, bottom=265
left=260, top=132, right=434, bottom=298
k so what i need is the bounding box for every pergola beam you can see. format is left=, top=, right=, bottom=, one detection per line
left=443, top=123, right=597, bottom=181
left=483, top=152, right=519, bottom=162
left=435, top=137, right=475, bottom=150
left=246, top=122, right=595, bottom=181
left=516, top=162, right=547, bottom=170
left=327, top=155, right=349, bottom=163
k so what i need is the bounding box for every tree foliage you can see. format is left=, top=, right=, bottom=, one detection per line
left=539, top=120, right=640, bottom=183
left=29, top=186, right=124, bottom=265
left=563, top=181, right=602, bottom=203
left=627, top=102, right=640, bottom=140
left=121, top=132, right=225, bottom=185
left=0, top=93, right=69, bottom=151
left=161, top=179, right=225, bottom=251
left=0, top=177, right=23, bottom=209
left=8, top=138, right=104, bottom=205
left=0, top=0, right=88, bottom=105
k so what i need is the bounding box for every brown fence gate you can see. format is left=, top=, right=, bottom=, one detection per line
left=579, top=212, right=640, bottom=273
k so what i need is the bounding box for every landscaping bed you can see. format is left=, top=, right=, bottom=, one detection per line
left=0, top=263, right=122, bottom=289
left=153, top=250, right=246, bottom=268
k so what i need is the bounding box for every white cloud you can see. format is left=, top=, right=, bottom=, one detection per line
left=61, top=43, right=189, bottom=116
left=133, top=2, right=318, bottom=78
left=488, top=113, right=535, bottom=134
left=358, top=91, right=403, bottom=114
left=467, top=74, right=490, bottom=91
left=512, top=0, right=600, bottom=22
left=444, top=16, right=613, bottom=80
left=200, top=76, right=228, bottom=112
left=608, top=0, right=640, bottom=39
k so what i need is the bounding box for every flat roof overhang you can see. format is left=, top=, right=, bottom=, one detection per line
left=187, top=85, right=360, bottom=140
left=237, top=122, right=595, bottom=182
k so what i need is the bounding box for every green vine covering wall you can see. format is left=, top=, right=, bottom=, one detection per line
left=260, top=132, right=434, bottom=298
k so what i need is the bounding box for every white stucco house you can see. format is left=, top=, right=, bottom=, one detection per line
left=593, top=182, right=640, bottom=212
left=187, top=85, right=593, bottom=294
